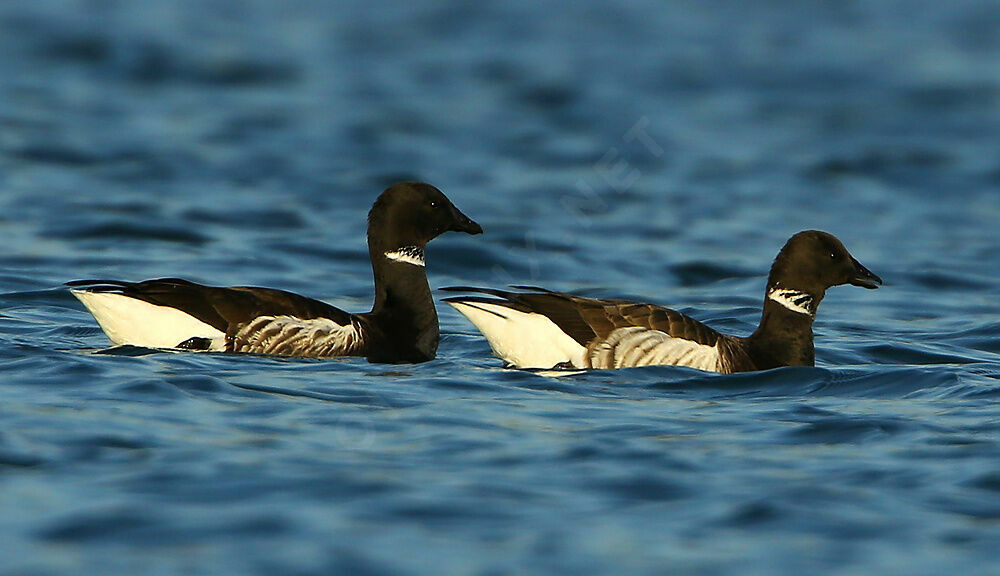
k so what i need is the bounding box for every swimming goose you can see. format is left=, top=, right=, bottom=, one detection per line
left=444, top=230, right=881, bottom=372
left=70, top=182, right=482, bottom=363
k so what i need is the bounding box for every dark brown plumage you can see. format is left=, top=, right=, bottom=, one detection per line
left=445, top=230, right=882, bottom=373
left=71, top=182, right=482, bottom=363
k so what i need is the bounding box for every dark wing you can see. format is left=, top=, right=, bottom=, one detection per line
left=441, top=285, right=724, bottom=348
left=67, top=278, right=355, bottom=332
left=580, top=300, right=724, bottom=348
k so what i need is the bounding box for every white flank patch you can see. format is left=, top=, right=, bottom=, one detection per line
left=231, top=315, right=361, bottom=357
left=447, top=300, right=586, bottom=369
left=767, top=288, right=815, bottom=316
left=72, top=290, right=225, bottom=350
left=384, top=246, right=425, bottom=267
left=587, top=327, right=720, bottom=371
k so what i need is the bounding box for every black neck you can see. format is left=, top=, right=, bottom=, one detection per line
left=746, top=287, right=823, bottom=369
left=364, top=245, right=438, bottom=362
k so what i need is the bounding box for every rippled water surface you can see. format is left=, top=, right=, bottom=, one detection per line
left=2, top=1, right=1000, bottom=574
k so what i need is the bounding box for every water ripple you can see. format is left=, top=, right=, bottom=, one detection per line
left=3, top=0, right=1000, bottom=574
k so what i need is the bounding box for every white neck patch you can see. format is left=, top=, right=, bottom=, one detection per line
left=384, top=246, right=425, bottom=267
left=768, top=288, right=815, bottom=316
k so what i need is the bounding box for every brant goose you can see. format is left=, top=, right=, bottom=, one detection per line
left=70, top=182, right=482, bottom=363
left=444, top=230, right=881, bottom=373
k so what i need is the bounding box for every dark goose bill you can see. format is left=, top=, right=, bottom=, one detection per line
left=449, top=204, right=483, bottom=235
left=849, top=257, right=883, bottom=289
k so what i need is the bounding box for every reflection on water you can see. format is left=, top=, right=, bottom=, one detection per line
left=2, top=0, right=1000, bottom=574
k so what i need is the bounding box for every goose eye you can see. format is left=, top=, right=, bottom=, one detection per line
left=829, top=252, right=837, bottom=260
left=429, top=201, right=439, bottom=208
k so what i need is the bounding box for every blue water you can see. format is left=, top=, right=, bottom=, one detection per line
left=2, top=0, right=1000, bottom=574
